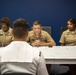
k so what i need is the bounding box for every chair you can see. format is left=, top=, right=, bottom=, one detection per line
left=42, top=26, right=52, bottom=36
left=30, top=26, right=52, bottom=36
left=60, top=27, right=68, bottom=36
left=59, top=27, right=70, bottom=75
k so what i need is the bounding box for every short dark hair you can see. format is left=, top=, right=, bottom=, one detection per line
left=68, top=18, right=76, bottom=25
left=68, top=18, right=76, bottom=28
left=1, top=17, right=10, bottom=27
left=33, top=20, right=41, bottom=26
left=13, top=18, right=29, bottom=38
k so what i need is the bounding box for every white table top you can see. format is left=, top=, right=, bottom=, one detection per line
left=37, top=46, right=76, bottom=64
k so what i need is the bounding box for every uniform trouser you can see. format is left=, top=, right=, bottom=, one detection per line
left=69, top=65, right=76, bottom=75
left=2, top=73, right=32, bottom=75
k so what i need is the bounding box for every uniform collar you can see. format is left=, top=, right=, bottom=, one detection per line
left=67, top=29, right=76, bottom=34
left=1, top=27, right=11, bottom=33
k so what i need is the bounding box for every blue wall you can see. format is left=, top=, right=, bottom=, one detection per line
left=0, top=0, right=76, bottom=45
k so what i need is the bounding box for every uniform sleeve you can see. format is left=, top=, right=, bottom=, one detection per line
left=26, top=35, right=31, bottom=45
left=59, top=32, right=65, bottom=44
left=36, top=53, right=48, bottom=75
left=26, top=31, right=31, bottom=43
left=46, top=32, right=55, bottom=43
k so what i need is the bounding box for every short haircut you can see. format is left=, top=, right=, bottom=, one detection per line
left=68, top=18, right=76, bottom=27
left=13, top=18, right=29, bottom=38
left=33, top=20, right=41, bottom=26
left=1, top=17, right=10, bottom=27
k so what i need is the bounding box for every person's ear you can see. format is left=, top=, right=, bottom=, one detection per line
left=41, top=27, right=42, bottom=30
left=11, top=29, right=14, bottom=35
left=26, top=31, right=29, bottom=37
left=74, top=24, right=76, bottom=28
left=27, top=31, right=29, bottom=36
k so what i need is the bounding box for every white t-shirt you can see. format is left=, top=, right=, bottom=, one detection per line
left=0, top=41, right=48, bottom=75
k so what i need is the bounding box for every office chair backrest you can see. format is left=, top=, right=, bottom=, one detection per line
left=60, top=27, right=68, bottom=36
left=42, top=26, right=52, bottom=36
